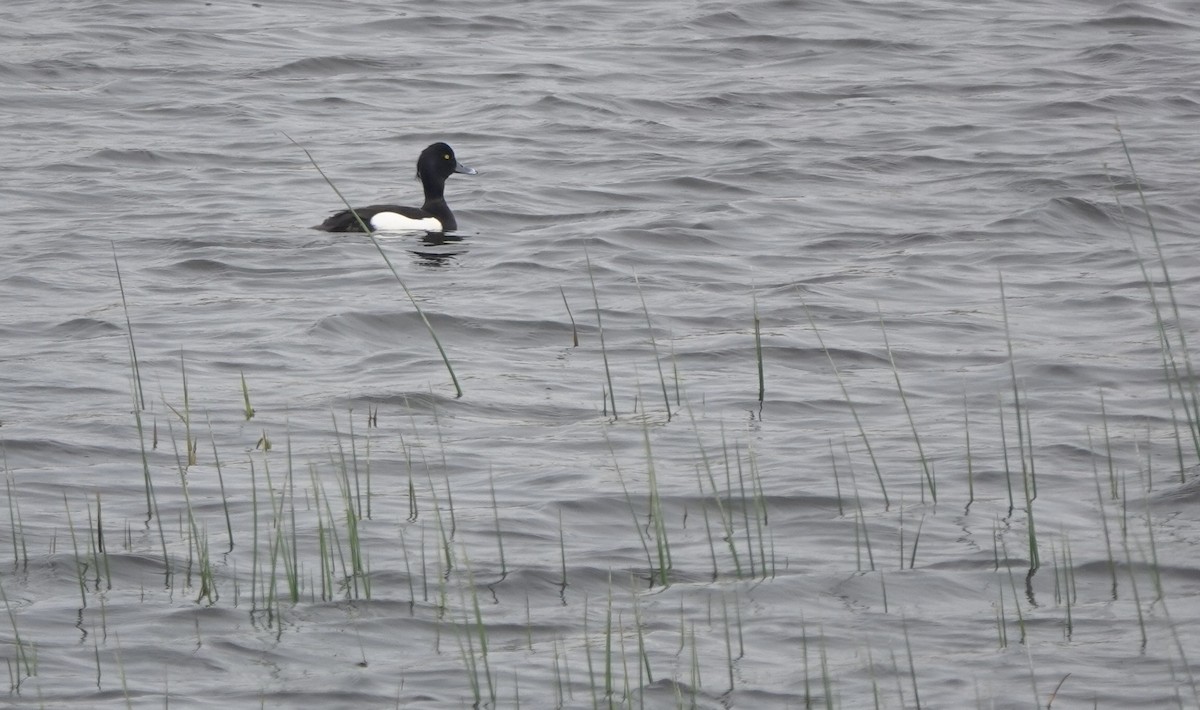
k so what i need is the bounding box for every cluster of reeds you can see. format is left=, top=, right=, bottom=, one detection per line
left=2, top=136, right=1196, bottom=707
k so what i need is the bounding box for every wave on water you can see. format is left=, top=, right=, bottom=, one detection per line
left=3, top=0, right=1200, bottom=707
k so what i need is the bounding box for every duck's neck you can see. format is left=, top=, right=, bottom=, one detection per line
left=421, top=176, right=456, bottom=230
left=420, top=173, right=446, bottom=204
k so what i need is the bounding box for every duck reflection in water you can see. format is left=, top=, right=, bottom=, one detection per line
left=410, top=231, right=468, bottom=267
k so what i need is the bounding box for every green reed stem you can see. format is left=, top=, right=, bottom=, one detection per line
left=902, top=617, right=922, bottom=710
left=844, top=436, right=875, bottom=571
left=1109, top=160, right=1199, bottom=473
left=131, top=403, right=170, bottom=581
left=734, top=443, right=756, bottom=579
left=604, top=581, right=614, bottom=700
left=558, top=508, right=568, bottom=592
left=288, top=134, right=462, bottom=397
left=1121, top=532, right=1148, bottom=650
left=205, top=413, right=235, bottom=551
left=0, top=572, right=35, bottom=679
left=239, top=371, right=255, bottom=420
left=820, top=632, right=834, bottom=710
left=249, top=457, right=260, bottom=610
left=629, top=577, right=652, bottom=687
left=462, top=548, right=496, bottom=704
left=998, top=273, right=1030, bottom=501
left=641, top=418, right=671, bottom=587
left=111, top=244, right=144, bottom=411
left=5, top=476, right=27, bottom=567
left=996, top=577, right=1008, bottom=649
left=1117, top=125, right=1200, bottom=462
left=1017, top=402, right=1040, bottom=571
left=583, top=596, right=598, bottom=708
left=1159, top=597, right=1200, bottom=707
left=829, top=439, right=845, bottom=517
left=998, top=392, right=1015, bottom=517
left=63, top=494, right=88, bottom=608
left=908, top=513, right=925, bottom=570
left=878, top=304, right=935, bottom=502
left=999, top=535, right=1027, bottom=644
left=687, top=405, right=742, bottom=577
left=880, top=570, right=889, bottom=614
left=488, top=468, right=507, bottom=578
left=310, top=467, right=331, bottom=601
left=585, top=247, right=617, bottom=418
left=753, top=289, right=765, bottom=405
left=1141, top=492, right=1163, bottom=602
left=606, top=427, right=654, bottom=576
left=963, top=389, right=975, bottom=513
left=426, top=476, right=453, bottom=580
left=92, top=495, right=111, bottom=591
left=634, top=271, right=672, bottom=420
left=803, top=299, right=889, bottom=509
left=748, top=446, right=770, bottom=578
left=560, top=286, right=579, bottom=347
left=721, top=594, right=735, bottom=693
left=163, top=351, right=198, bottom=467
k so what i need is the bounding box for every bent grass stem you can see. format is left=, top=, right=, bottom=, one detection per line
left=288, top=133, right=462, bottom=397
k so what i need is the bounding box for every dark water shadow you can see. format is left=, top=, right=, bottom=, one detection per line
left=409, top=231, right=469, bottom=267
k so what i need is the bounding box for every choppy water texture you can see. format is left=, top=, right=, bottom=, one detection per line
left=3, top=0, right=1200, bottom=707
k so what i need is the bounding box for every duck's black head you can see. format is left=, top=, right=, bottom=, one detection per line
left=416, top=142, right=476, bottom=185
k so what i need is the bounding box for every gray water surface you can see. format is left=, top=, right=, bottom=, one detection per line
left=3, top=0, right=1200, bottom=707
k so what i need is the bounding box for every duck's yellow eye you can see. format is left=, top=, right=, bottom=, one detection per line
left=444, top=154, right=451, bottom=160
